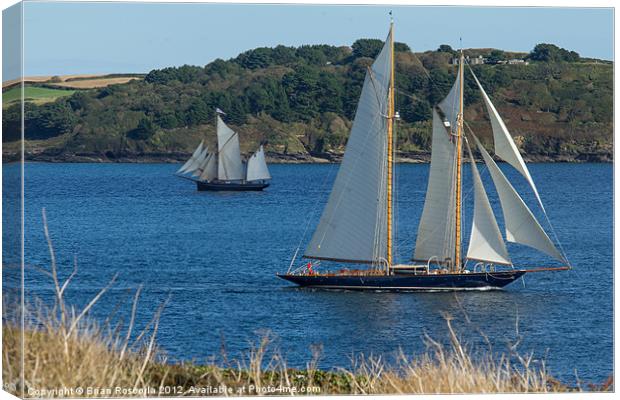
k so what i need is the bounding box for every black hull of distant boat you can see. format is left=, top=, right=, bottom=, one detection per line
left=276, top=270, right=527, bottom=291
left=196, top=181, right=269, bottom=191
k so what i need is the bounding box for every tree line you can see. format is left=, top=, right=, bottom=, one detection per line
left=2, top=40, right=611, bottom=159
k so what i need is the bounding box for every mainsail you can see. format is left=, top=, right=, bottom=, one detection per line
left=246, top=145, right=271, bottom=182
left=304, top=29, right=392, bottom=264
left=469, top=69, right=544, bottom=211
left=413, top=110, right=457, bottom=263
left=472, top=134, right=565, bottom=262
left=465, top=139, right=511, bottom=265
left=217, top=115, right=244, bottom=181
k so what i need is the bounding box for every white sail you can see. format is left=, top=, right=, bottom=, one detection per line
left=438, top=62, right=462, bottom=130
left=192, top=147, right=211, bottom=177
left=465, top=139, right=511, bottom=265
left=470, top=69, right=544, bottom=211
left=413, top=110, right=457, bottom=263
left=246, top=145, right=271, bottom=181
left=186, top=146, right=209, bottom=174
left=472, top=135, right=565, bottom=262
left=217, top=115, right=244, bottom=181
left=178, top=141, right=204, bottom=173
left=304, top=29, right=392, bottom=264
left=199, top=153, right=218, bottom=181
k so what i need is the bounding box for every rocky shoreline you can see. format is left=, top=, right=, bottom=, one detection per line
left=2, top=150, right=613, bottom=164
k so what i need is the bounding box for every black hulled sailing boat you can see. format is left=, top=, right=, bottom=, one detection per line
left=277, top=21, right=570, bottom=291
left=176, top=112, right=271, bottom=191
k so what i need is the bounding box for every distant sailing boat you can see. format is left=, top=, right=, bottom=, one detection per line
left=278, top=21, right=570, bottom=291
left=176, top=112, right=271, bottom=191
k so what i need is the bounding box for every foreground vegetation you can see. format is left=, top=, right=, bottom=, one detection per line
left=2, top=211, right=613, bottom=396
left=4, top=319, right=588, bottom=397
left=1, top=42, right=612, bottom=162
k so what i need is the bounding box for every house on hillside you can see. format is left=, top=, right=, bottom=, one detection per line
left=450, top=55, right=486, bottom=65
left=508, top=59, right=529, bottom=65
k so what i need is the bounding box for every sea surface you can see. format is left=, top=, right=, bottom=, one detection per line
left=3, top=162, right=613, bottom=384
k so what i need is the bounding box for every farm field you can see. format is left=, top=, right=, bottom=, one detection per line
left=52, top=76, right=141, bottom=89
left=2, top=86, right=75, bottom=108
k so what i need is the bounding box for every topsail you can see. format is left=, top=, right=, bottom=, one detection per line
left=438, top=71, right=462, bottom=130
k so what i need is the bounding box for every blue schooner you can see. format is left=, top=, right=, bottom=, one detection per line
left=277, top=20, right=570, bottom=291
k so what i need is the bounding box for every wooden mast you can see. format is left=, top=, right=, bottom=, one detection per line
left=454, top=49, right=464, bottom=272
left=386, top=18, right=395, bottom=273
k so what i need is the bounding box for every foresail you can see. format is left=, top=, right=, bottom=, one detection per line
left=187, top=147, right=209, bottom=174
left=217, top=116, right=244, bottom=181
left=469, top=69, right=544, bottom=211
left=178, top=141, right=204, bottom=173
left=193, top=148, right=211, bottom=177
left=413, top=110, right=457, bottom=264
left=304, top=29, right=392, bottom=264
left=246, top=145, right=271, bottom=181
left=465, top=140, right=511, bottom=265
left=472, top=135, right=565, bottom=262
left=199, top=153, right=218, bottom=181
left=438, top=62, right=462, bottom=130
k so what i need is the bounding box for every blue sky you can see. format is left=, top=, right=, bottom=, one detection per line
left=4, top=2, right=614, bottom=80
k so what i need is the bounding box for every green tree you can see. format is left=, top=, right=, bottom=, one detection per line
left=352, top=39, right=384, bottom=59
left=486, top=49, right=506, bottom=64
left=437, top=44, right=455, bottom=53
left=529, top=43, right=580, bottom=62
left=128, top=117, right=156, bottom=140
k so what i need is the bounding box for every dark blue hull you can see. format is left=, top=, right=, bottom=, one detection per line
left=196, top=181, right=269, bottom=191
left=276, top=270, right=526, bottom=291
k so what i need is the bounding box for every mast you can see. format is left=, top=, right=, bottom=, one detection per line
left=454, top=49, right=464, bottom=272
left=386, top=17, right=395, bottom=272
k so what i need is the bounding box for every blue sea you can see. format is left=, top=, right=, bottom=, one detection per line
left=2, top=162, right=613, bottom=384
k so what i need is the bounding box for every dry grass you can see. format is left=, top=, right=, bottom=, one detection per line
left=51, top=77, right=141, bottom=89
left=2, top=210, right=610, bottom=397
left=3, top=209, right=166, bottom=398
left=2, top=75, right=142, bottom=90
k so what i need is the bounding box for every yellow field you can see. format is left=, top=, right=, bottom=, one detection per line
left=53, top=77, right=140, bottom=89
left=2, top=74, right=142, bottom=89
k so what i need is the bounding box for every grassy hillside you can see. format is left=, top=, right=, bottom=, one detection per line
left=1, top=42, right=612, bottom=162
left=3, top=86, right=76, bottom=108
